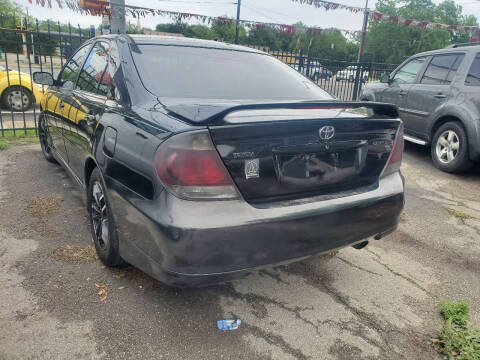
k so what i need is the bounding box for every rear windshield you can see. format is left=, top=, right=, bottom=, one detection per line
left=130, top=44, right=332, bottom=100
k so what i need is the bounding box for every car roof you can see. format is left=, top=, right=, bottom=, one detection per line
left=94, top=34, right=267, bottom=55
left=414, top=44, right=480, bottom=58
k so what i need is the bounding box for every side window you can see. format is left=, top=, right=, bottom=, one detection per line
left=465, top=53, right=480, bottom=86
left=420, top=54, right=464, bottom=85
left=445, top=55, right=464, bottom=83
left=58, top=45, right=91, bottom=89
left=76, top=42, right=112, bottom=97
left=392, top=57, right=426, bottom=84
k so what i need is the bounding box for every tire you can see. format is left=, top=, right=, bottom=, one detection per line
left=88, top=168, right=125, bottom=267
left=38, top=114, right=57, bottom=163
left=2, top=86, right=33, bottom=111
left=431, top=122, right=472, bottom=173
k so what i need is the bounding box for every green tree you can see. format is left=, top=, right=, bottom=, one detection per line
left=183, top=24, right=216, bottom=40
left=365, top=0, right=478, bottom=64
left=210, top=18, right=246, bottom=43
left=127, top=21, right=144, bottom=34
left=155, top=21, right=186, bottom=34
left=309, top=30, right=358, bottom=61
left=0, top=0, right=22, bottom=15
left=247, top=27, right=282, bottom=50
left=0, top=0, right=25, bottom=53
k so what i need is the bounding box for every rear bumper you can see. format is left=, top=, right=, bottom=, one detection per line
left=107, top=172, right=404, bottom=287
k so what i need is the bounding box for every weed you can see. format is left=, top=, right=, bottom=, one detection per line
left=0, top=138, right=7, bottom=150
left=0, top=129, right=38, bottom=150
left=445, top=208, right=472, bottom=220
left=434, top=301, right=480, bottom=359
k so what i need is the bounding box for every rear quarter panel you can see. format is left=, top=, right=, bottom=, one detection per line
left=429, top=93, right=480, bottom=159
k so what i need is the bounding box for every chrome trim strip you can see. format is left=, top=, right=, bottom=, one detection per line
left=404, top=134, right=427, bottom=145
left=398, top=107, right=429, bottom=117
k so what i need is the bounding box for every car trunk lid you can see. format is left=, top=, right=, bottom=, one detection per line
left=202, top=102, right=401, bottom=203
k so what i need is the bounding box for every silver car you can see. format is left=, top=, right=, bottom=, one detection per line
left=361, top=42, right=480, bottom=173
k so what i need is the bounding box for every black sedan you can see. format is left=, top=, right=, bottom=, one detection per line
left=33, top=35, right=404, bottom=287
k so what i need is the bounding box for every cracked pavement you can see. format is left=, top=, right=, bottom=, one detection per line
left=0, top=142, right=479, bottom=359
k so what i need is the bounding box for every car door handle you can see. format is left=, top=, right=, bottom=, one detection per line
left=135, top=132, right=148, bottom=139
left=398, top=91, right=407, bottom=96
left=434, top=94, right=447, bottom=99
left=59, top=102, right=65, bottom=108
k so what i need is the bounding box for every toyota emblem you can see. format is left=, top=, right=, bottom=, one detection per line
left=319, top=125, right=335, bottom=140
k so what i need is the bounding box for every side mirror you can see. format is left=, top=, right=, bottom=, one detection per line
left=33, top=72, right=54, bottom=86
left=380, top=73, right=391, bottom=84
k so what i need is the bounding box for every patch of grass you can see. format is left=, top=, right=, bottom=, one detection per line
left=0, top=129, right=38, bottom=150
left=434, top=301, right=480, bottom=359
left=445, top=208, right=472, bottom=220
left=0, top=138, right=7, bottom=150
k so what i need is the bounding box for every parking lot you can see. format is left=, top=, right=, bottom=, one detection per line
left=0, top=141, right=479, bottom=359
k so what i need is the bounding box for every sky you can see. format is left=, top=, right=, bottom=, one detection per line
left=11, top=0, right=480, bottom=32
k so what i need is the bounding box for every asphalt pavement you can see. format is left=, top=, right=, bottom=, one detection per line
left=0, top=142, right=479, bottom=359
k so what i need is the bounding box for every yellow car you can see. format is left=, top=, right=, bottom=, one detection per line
left=0, top=65, right=45, bottom=111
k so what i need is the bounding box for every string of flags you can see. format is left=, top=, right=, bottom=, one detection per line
left=26, top=0, right=360, bottom=36
left=291, top=0, right=479, bottom=34
left=369, top=11, right=478, bottom=34
left=27, top=0, right=479, bottom=35
left=291, top=0, right=364, bottom=13
left=28, top=0, right=110, bottom=15
left=126, top=4, right=360, bottom=35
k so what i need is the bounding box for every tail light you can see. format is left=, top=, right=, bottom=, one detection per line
left=154, top=130, right=239, bottom=200
left=380, top=123, right=404, bottom=178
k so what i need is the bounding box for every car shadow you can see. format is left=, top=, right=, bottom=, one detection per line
left=404, top=141, right=480, bottom=177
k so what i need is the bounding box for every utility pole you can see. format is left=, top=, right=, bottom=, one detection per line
left=352, top=0, right=369, bottom=100
left=356, top=0, right=369, bottom=63
left=235, top=0, right=241, bottom=44
left=110, top=0, right=126, bottom=34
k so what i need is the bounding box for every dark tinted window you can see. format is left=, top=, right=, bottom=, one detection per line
left=76, top=42, right=112, bottom=96
left=465, top=53, right=480, bottom=86
left=131, top=45, right=332, bottom=100
left=445, top=55, right=464, bottom=83
left=421, top=54, right=463, bottom=85
left=59, top=44, right=91, bottom=89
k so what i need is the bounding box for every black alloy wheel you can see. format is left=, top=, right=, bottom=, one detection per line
left=38, top=114, right=56, bottom=163
left=88, top=168, right=124, bottom=267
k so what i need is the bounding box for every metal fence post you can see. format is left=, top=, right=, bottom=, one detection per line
left=306, top=47, right=311, bottom=79
left=352, top=64, right=361, bottom=101
left=298, top=49, right=304, bottom=73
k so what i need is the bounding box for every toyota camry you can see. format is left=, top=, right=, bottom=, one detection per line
left=33, top=35, right=404, bottom=287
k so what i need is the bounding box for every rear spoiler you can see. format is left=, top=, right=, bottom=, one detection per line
left=165, top=100, right=399, bottom=125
